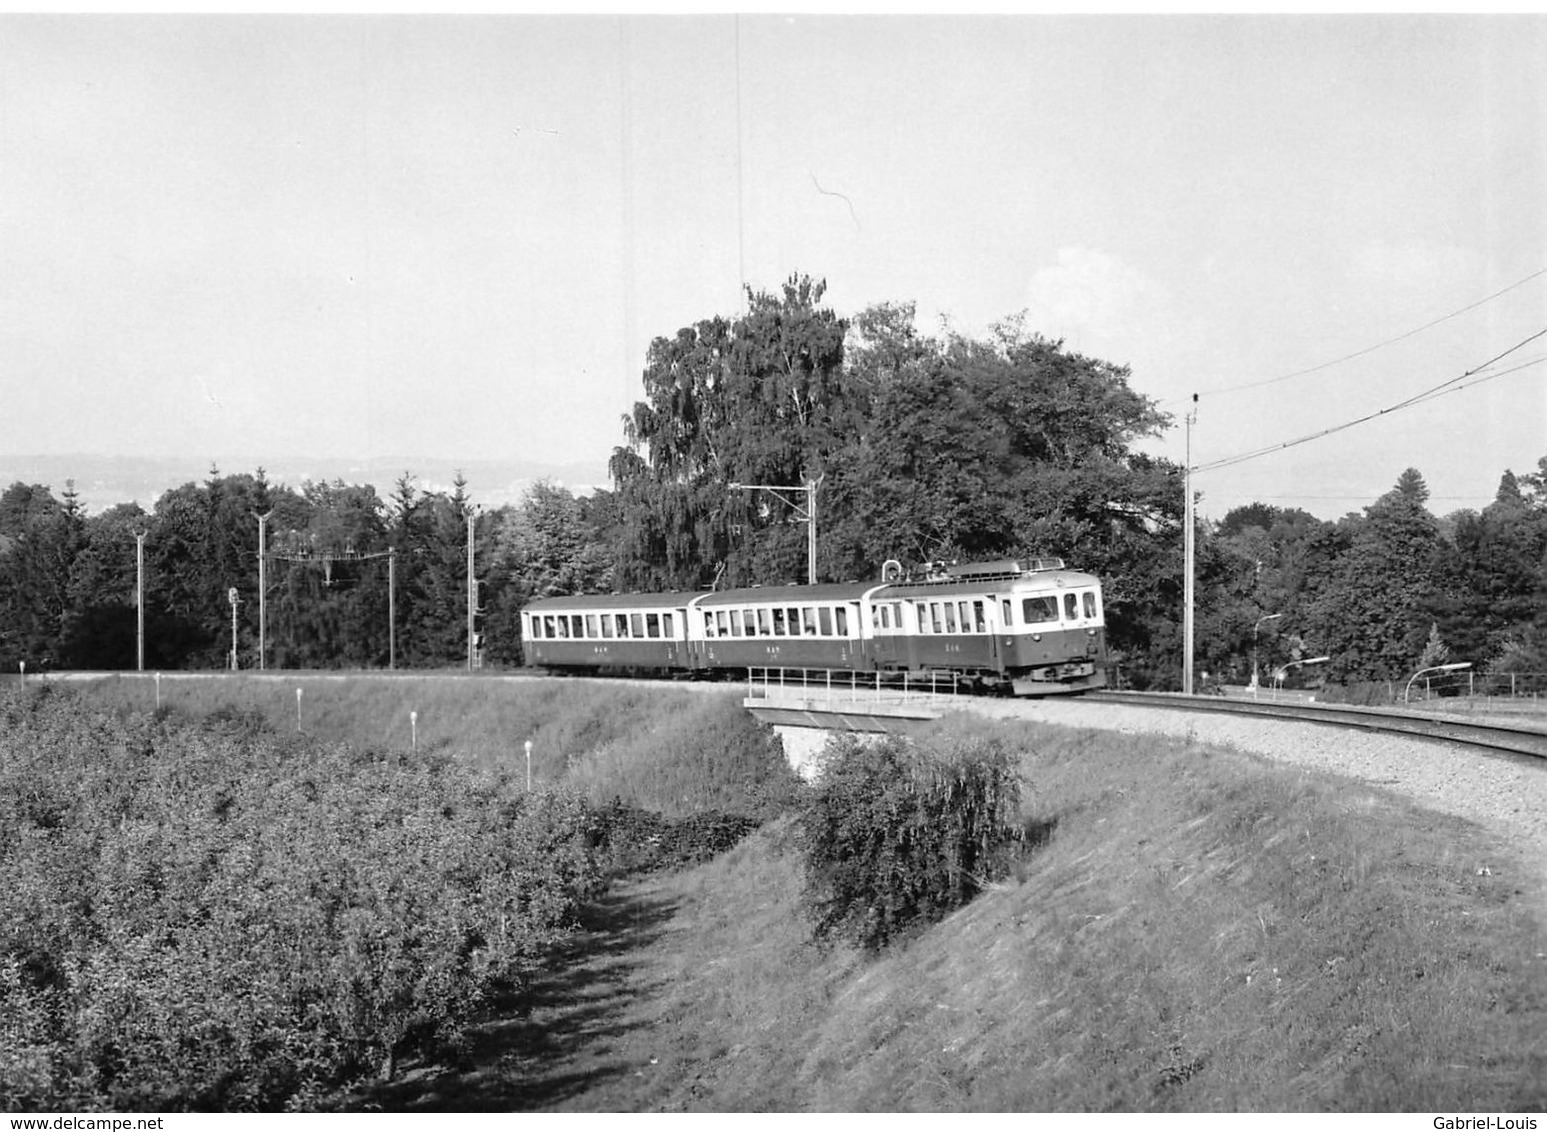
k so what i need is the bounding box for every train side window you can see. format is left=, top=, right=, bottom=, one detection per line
left=729, top=610, right=743, bottom=637
left=572, top=615, right=585, bottom=637
left=835, top=607, right=849, bottom=636
left=929, top=602, right=943, bottom=633
left=529, top=616, right=543, bottom=639
left=1083, top=591, right=1098, bottom=619
left=973, top=601, right=987, bottom=633
left=739, top=610, right=753, bottom=636
left=916, top=602, right=929, bottom=632
left=663, top=613, right=675, bottom=637
left=600, top=614, right=615, bottom=638
left=646, top=613, right=660, bottom=638
left=584, top=614, right=598, bottom=638
left=772, top=608, right=787, bottom=636
left=802, top=607, right=818, bottom=635
left=1063, top=593, right=1078, bottom=620
left=704, top=612, right=717, bottom=638
left=627, top=613, right=642, bottom=637
left=1023, top=596, right=1059, bottom=624
left=543, top=616, right=556, bottom=638
left=1001, top=599, right=1013, bottom=626
left=756, top=608, right=771, bottom=636
left=819, top=607, right=833, bottom=635
left=787, top=607, right=801, bottom=635
left=879, top=605, right=891, bottom=630
left=943, top=603, right=958, bottom=633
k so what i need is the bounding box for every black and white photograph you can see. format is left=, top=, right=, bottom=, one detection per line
left=2, top=10, right=1545, bottom=1117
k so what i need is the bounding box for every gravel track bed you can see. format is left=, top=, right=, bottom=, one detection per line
left=964, top=697, right=1547, bottom=919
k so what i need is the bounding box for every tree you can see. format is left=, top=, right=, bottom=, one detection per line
left=1305, top=468, right=1445, bottom=682
left=610, top=274, right=853, bottom=590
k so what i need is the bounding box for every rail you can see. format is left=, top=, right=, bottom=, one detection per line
left=1082, top=690, right=1547, bottom=760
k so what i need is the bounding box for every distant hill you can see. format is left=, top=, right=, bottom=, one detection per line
left=0, top=454, right=611, bottom=514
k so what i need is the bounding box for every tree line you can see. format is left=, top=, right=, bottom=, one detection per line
left=2, top=273, right=1543, bottom=689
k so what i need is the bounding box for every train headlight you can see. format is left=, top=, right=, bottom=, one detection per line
left=1031, top=633, right=1042, bottom=642
left=1087, top=628, right=1096, bottom=637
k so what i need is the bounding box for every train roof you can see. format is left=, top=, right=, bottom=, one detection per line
left=696, top=581, right=882, bottom=607
left=876, top=568, right=1101, bottom=600
left=524, top=590, right=700, bottom=611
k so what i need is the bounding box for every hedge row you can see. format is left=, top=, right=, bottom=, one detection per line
left=0, top=686, right=604, bottom=1111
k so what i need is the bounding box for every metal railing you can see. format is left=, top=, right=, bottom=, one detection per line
left=745, top=666, right=962, bottom=708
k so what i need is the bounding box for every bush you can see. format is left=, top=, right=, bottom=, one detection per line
left=799, top=733, right=1024, bottom=951
left=0, top=686, right=603, bottom=1111
left=588, top=798, right=762, bottom=876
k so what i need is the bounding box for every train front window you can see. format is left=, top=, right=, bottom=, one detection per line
left=879, top=605, right=891, bottom=630
left=1022, top=596, right=1058, bottom=625
left=1083, top=592, right=1098, bottom=619
left=1063, top=593, right=1079, bottom=621
left=1001, top=599, right=1013, bottom=626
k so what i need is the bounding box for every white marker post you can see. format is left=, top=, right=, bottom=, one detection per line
left=524, top=739, right=533, bottom=792
left=154, top=671, right=162, bottom=710
left=296, top=687, right=303, bottom=732
left=410, top=710, right=418, bottom=753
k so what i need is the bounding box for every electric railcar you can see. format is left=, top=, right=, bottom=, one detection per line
left=521, top=558, right=1106, bottom=696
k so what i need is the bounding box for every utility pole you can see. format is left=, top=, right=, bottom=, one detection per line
left=466, top=511, right=477, bottom=671
left=727, top=478, right=819, bottom=585
left=134, top=530, right=146, bottom=672
left=1183, top=394, right=1197, bottom=695
left=254, top=511, right=273, bottom=671
left=382, top=544, right=389, bottom=668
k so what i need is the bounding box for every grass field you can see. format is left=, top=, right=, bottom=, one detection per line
left=41, top=673, right=1547, bottom=1111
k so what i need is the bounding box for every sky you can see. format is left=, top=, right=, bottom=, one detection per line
left=1, top=13, right=1544, bottom=521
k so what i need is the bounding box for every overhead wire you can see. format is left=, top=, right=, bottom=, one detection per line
left=1192, top=327, right=1547, bottom=474
left=1179, top=265, right=1547, bottom=401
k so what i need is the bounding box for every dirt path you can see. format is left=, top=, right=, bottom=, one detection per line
left=359, top=879, right=687, bottom=1112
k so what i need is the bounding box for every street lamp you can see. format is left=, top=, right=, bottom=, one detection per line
left=1271, top=656, right=1329, bottom=699
left=1404, top=661, right=1471, bottom=705
left=728, top=479, right=819, bottom=585
left=1250, top=613, right=1283, bottom=698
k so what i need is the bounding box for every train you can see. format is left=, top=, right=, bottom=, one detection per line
left=520, top=557, right=1107, bottom=697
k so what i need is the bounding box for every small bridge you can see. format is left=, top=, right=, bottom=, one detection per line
left=741, top=668, right=957, bottom=777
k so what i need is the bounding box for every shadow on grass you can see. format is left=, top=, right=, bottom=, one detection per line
left=359, top=883, right=679, bottom=1112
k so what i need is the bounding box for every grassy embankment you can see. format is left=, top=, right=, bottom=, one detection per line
left=34, top=675, right=1547, bottom=1110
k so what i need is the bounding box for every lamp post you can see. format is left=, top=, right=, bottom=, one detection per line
left=254, top=511, right=273, bottom=671
left=227, top=587, right=241, bottom=671
left=1404, top=661, right=1471, bottom=705
left=1250, top=613, right=1283, bottom=698
left=728, top=478, right=818, bottom=585
left=1272, top=656, right=1330, bottom=699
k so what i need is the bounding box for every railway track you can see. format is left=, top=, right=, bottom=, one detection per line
left=1081, top=690, right=1547, bottom=761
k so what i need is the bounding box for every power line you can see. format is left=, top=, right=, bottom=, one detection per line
left=1177, top=265, right=1547, bottom=402
left=1193, top=329, right=1547, bottom=475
